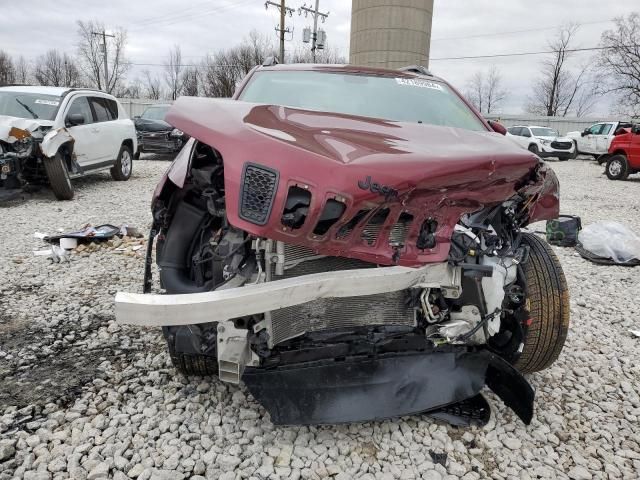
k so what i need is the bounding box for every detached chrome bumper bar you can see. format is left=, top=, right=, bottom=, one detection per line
left=115, top=263, right=460, bottom=327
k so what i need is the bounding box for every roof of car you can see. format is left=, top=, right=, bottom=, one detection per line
left=511, top=125, right=553, bottom=129
left=0, top=85, right=73, bottom=96
left=255, top=63, right=445, bottom=82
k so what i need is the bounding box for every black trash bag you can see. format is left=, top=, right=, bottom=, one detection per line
left=546, top=215, right=581, bottom=247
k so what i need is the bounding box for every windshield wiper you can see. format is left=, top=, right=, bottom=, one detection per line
left=15, top=98, right=39, bottom=119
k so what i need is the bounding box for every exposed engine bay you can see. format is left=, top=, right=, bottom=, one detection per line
left=116, top=135, right=567, bottom=426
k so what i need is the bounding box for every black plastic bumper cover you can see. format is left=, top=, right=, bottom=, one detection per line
left=244, top=351, right=534, bottom=426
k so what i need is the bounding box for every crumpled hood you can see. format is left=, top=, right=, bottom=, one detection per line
left=0, top=115, right=54, bottom=143
left=164, top=97, right=558, bottom=266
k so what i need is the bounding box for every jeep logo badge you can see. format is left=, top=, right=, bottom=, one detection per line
left=358, top=176, right=399, bottom=200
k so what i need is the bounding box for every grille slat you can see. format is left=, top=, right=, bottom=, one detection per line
left=239, top=163, right=279, bottom=225
left=550, top=141, right=572, bottom=150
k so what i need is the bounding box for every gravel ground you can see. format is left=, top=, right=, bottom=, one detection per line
left=0, top=157, right=639, bottom=480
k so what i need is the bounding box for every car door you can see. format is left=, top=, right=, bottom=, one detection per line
left=595, top=123, right=614, bottom=154
left=629, top=128, right=640, bottom=169
left=520, top=127, right=533, bottom=147
left=63, top=95, right=98, bottom=167
left=579, top=124, right=600, bottom=154
left=507, top=127, right=524, bottom=147
left=88, top=96, right=121, bottom=165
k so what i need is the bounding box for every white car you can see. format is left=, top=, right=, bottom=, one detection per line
left=566, top=121, right=633, bottom=161
left=0, top=86, right=137, bottom=200
left=506, top=125, right=576, bottom=161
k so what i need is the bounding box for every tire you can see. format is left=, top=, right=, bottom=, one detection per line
left=605, top=155, right=629, bottom=180
left=528, top=144, right=540, bottom=156
left=44, top=152, right=74, bottom=200
left=160, top=202, right=222, bottom=377
left=513, top=233, right=570, bottom=374
left=110, top=144, right=133, bottom=181
left=596, top=155, right=607, bottom=165
left=569, top=142, right=578, bottom=159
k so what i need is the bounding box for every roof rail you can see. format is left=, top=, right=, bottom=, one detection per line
left=262, top=56, right=280, bottom=67
left=398, top=65, right=433, bottom=76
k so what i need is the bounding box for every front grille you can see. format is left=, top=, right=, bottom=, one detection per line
left=550, top=141, right=572, bottom=150
left=239, top=163, right=279, bottom=225
left=268, top=245, right=416, bottom=346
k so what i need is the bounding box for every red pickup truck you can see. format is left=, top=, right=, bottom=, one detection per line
left=603, top=125, right=640, bottom=180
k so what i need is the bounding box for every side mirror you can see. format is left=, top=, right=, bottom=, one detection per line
left=67, top=113, right=85, bottom=126
left=581, top=128, right=590, bottom=137
left=632, top=124, right=640, bottom=134
left=487, top=120, right=507, bottom=136
left=134, top=115, right=141, bottom=119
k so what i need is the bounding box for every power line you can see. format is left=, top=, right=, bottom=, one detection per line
left=430, top=44, right=638, bottom=61
left=129, top=0, right=255, bottom=31
left=431, top=19, right=614, bottom=42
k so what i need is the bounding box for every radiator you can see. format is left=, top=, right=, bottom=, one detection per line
left=267, top=245, right=416, bottom=346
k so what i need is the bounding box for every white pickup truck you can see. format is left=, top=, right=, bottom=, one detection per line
left=566, top=121, right=633, bottom=162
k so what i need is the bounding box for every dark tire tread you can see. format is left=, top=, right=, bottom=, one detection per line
left=514, top=233, right=570, bottom=373
left=44, top=153, right=74, bottom=200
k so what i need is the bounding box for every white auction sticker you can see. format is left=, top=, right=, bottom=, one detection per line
left=34, top=99, right=60, bottom=106
left=395, top=78, right=444, bottom=91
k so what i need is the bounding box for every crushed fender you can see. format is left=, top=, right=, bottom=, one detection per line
left=41, top=128, right=74, bottom=158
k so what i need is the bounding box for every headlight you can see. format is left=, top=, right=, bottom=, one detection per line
left=170, top=128, right=183, bottom=137
left=539, top=139, right=550, bottom=145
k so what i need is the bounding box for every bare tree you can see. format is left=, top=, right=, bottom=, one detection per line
left=289, top=45, right=347, bottom=64
left=484, top=67, right=507, bottom=114
left=465, top=71, right=485, bottom=113
left=142, top=69, right=162, bottom=100
left=202, top=32, right=276, bottom=98
left=76, top=20, right=129, bottom=93
left=181, top=67, right=200, bottom=96
left=33, top=50, right=82, bottom=87
left=114, top=79, right=142, bottom=99
left=164, top=45, right=184, bottom=100
left=13, top=56, right=30, bottom=84
left=0, top=50, right=15, bottom=86
left=598, top=13, right=640, bottom=115
left=464, top=67, right=507, bottom=114
left=527, top=25, right=597, bottom=117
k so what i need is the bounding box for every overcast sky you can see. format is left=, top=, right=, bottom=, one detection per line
left=2, top=0, right=638, bottom=114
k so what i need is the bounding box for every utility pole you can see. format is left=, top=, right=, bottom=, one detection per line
left=92, top=30, right=115, bottom=92
left=299, top=1, right=329, bottom=62
left=265, top=1, right=294, bottom=62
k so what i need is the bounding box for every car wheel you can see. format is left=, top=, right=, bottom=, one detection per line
left=111, top=144, right=133, bottom=181
left=158, top=202, right=222, bottom=377
left=605, top=155, right=629, bottom=180
left=44, top=152, right=74, bottom=200
left=569, top=142, right=578, bottom=159
left=528, top=144, right=540, bottom=157
left=513, top=233, right=570, bottom=374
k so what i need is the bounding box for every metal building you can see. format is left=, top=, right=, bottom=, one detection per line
left=350, top=0, right=434, bottom=69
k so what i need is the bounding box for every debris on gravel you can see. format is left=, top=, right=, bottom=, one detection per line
left=1, top=158, right=639, bottom=479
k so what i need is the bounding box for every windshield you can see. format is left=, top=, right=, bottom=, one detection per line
left=239, top=71, right=487, bottom=132
left=0, top=92, right=61, bottom=121
left=530, top=127, right=559, bottom=137
left=141, top=106, right=170, bottom=121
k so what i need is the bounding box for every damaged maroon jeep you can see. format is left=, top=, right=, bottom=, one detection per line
left=116, top=63, right=570, bottom=426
